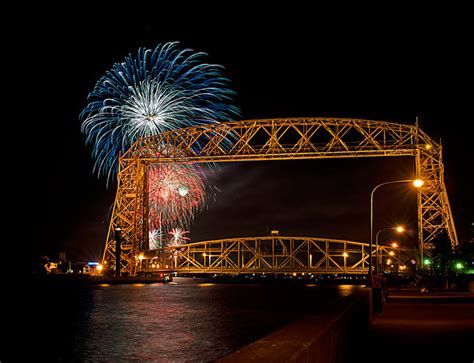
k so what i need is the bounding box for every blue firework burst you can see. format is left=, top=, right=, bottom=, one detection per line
left=80, top=41, right=240, bottom=184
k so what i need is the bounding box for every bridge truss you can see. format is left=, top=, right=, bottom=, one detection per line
left=146, top=236, right=404, bottom=275
left=101, top=118, right=458, bottom=275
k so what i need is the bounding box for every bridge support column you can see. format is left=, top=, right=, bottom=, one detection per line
left=115, top=228, right=122, bottom=277
left=415, top=141, right=458, bottom=266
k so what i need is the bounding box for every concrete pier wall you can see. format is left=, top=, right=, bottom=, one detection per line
left=219, top=288, right=372, bottom=363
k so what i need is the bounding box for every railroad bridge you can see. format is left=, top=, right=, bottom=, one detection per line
left=101, top=118, right=457, bottom=275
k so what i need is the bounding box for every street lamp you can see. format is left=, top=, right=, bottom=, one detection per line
left=203, top=253, right=212, bottom=267
left=413, top=179, right=425, bottom=188
left=375, top=226, right=405, bottom=274
left=369, top=179, right=423, bottom=285
left=343, top=252, right=349, bottom=270
left=391, top=242, right=400, bottom=274
left=202, top=253, right=211, bottom=267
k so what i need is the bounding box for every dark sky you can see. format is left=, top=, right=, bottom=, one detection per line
left=32, top=7, right=473, bottom=261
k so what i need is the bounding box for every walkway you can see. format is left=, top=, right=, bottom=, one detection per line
left=368, top=291, right=474, bottom=363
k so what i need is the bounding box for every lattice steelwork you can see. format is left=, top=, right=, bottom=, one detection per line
left=149, top=236, right=399, bottom=275
left=102, top=118, right=457, bottom=275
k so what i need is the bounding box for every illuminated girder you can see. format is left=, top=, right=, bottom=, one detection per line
left=102, top=118, right=458, bottom=275
left=149, top=236, right=403, bottom=275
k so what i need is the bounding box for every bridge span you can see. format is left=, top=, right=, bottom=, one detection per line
left=137, top=236, right=406, bottom=275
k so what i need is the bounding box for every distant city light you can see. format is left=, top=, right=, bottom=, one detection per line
left=455, top=262, right=464, bottom=270
left=424, top=258, right=431, bottom=265
left=88, top=262, right=99, bottom=266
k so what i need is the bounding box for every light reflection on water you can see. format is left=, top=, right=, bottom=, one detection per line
left=30, top=277, right=361, bottom=362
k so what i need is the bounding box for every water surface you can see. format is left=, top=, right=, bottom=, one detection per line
left=27, top=277, right=362, bottom=361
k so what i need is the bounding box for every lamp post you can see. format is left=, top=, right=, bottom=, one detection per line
left=368, top=179, right=424, bottom=286
left=375, top=226, right=405, bottom=275
left=391, top=242, right=400, bottom=274
left=203, top=253, right=211, bottom=267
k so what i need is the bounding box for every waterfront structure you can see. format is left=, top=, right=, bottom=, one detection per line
left=101, top=118, right=457, bottom=275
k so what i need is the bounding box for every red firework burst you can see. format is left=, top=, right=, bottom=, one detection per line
left=148, top=164, right=205, bottom=232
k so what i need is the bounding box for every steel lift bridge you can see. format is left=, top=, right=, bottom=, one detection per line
left=101, top=118, right=458, bottom=276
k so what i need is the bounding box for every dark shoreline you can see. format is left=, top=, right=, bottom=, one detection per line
left=32, top=274, right=172, bottom=285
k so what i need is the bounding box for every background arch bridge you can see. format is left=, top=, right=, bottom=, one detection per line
left=150, top=236, right=400, bottom=275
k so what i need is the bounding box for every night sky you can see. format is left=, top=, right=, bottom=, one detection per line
left=33, top=8, right=473, bottom=261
